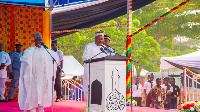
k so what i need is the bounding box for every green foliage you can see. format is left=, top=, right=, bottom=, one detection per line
left=133, top=0, right=200, bottom=42
left=57, top=15, right=160, bottom=75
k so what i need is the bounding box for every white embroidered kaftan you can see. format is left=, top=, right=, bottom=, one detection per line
left=82, top=42, right=107, bottom=92
left=18, top=46, right=57, bottom=110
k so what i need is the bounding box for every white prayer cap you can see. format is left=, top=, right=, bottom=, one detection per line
left=104, top=35, right=110, bottom=41
left=95, top=30, right=104, bottom=37
left=33, top=32, right=42, bottom=40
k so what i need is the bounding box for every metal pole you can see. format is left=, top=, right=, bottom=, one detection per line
left=192, top=78, right=194, bottom=101
left=75, top=86, right=77, bottom=101
left=188, top=75, right=190, bottom=102
left=161, top=70, right=164, bottom=85
left=78, top=88, right=80, bottom=101
left=52, top=61, right=54, bottom=112
left=184, top=68, right=187, bottom=102
left=68, top=81, right=69, bottom=100
left=65, top=82, right=66, bottom=100
left=50, top=0, right=54, bottom=111
left=196, top=77, right=198, bottom=101
left=81, top=90, right=82, bottom=101
left=61, top=79, right=62, bottom=100
left=88, top=61, right=91, bottom=110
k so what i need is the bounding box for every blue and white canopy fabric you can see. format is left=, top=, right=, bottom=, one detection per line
left=0, top=0, right=45, bottom=6
left=160, top=50, right=200, bottom=74
left=51, top=0, right=156, bottom=39
left=0, top=0, right=91, bottom=7
left=51, top=0, right=98, bottom=8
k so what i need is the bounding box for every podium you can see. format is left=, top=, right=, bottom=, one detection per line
left=85, top=55, right=129, bottom=112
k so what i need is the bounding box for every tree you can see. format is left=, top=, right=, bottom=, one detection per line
left=133, top=0, right=200, bottom=42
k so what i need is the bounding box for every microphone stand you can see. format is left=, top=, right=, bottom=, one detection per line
left=43, top=47, right=67, bottom=112
left=84, top=51, right=106, bottom=111
left=84, top=51, right=105, bottom=63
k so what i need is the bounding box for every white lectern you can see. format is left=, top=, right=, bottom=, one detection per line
left=85, top=55, right=128, bottom=112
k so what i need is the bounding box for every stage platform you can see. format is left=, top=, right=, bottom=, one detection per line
left=0, top=100, right=179, bottom=112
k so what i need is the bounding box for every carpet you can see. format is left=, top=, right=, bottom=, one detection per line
left=0, top=100, right=179, bottom=112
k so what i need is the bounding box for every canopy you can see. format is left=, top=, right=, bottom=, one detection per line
left=160, top=50, right=200, bottom=74
left=51, top=0, right=156, bottom=39
left=62, top=56, right=84, bottom=77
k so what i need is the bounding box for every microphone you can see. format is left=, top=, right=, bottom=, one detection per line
left=40, top=42, right=49, bottom=49
left=102, top=44, right=115, bottom=53
left=100, top=48, right=107, bottom=54
left=101, top=44, right=107, bottom=50
left=107, top=46, right=115, bottom=53
left=107, top=45, right=116, bottom=51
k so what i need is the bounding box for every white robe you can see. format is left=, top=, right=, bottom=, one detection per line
left=82, top=42, right=107, bottom=92
left=18, top=46, right=58, bottom=110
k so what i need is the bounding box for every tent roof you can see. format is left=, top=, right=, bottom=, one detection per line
left=62, top=56, right=84, bottom=76
left=51, top=0, right=156, bottom=39
left=160, top=50, right=200, bottom=74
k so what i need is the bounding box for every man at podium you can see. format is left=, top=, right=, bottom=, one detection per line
left=82, top=30, right=107, bottom=105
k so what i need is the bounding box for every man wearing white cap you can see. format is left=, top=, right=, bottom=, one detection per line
left=18, top=32, right=57, bottom=112
left=103, top=35, right=115, bottom=55
left=83, top=30, right=106, bottom=61
left=83, top=30, right=107, bottom=107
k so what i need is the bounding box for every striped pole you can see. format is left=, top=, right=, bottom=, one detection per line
left=126, top=0, right=132, bottom=102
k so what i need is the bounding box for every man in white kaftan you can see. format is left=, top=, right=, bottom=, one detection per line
left=18, top=32, right=57, bottom=112
left=82, top=30, right=107, bottom=107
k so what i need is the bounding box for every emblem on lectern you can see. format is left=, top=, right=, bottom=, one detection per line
left=106, top=68, right=125, bottom=111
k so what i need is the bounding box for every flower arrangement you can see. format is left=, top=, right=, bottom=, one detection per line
left=181, top=101, right=200, bottom=112
left=126, top=99, right=137, bottom=106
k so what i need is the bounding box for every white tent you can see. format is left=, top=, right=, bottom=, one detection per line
left=160, top=50, right=200, bottom=73
left=62, top=56, right=84, bottom=79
